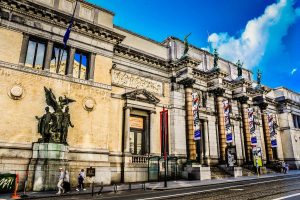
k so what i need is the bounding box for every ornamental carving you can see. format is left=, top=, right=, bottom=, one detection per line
left=123, top=89, right=160, bottom=105
left=112, top=70, right=163, bottom=95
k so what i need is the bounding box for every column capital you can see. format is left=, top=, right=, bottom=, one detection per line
left=179, top=78, right=195, bottom=88
left=235, top=96, right=249, bottom=104
left=123, top=106, right=132, bottom=111
left=209, top=87, right=225, bottom=97
left=258, top=102, right=268, bottom=111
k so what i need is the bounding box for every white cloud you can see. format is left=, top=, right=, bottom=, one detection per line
left=291, top=68, right=297, bottom=75
left=207, top=0, right=300, bottom=69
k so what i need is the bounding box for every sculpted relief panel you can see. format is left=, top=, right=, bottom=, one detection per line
left=112, top=70, right=163, bottom=95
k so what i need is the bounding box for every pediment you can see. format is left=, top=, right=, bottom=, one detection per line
left=122, top=89, right=160, bottom=105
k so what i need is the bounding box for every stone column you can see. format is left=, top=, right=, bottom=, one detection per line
left=204, top=120, right=210, bottom=164
left=238, top=96, right=252, bottom=163
left=123, top=107, right=131, bottom=153
left=150, top=111, right=156, bottom=154
left=184, top=79, right=197, bottom=161
left=19, top=33, right=30, bottom=65
left=43, top=41, right=54, bottom=71
left=88, top=52, right=96, bottom=81
left=216, top=95, right=226, bottom=162
left=67, top=47, right=76, bottom=76
left=260, top=104, right=273, bottom=163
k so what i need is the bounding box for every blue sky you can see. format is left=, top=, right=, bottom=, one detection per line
left=88, top=0, right=300, bottom=92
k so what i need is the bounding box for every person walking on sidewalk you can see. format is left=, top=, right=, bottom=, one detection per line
left=57, top=168, right=65, bottom=195
left=76, top=169, right=86, bottom=191
left=63, top=170, right=71, bottom=193
left=282, top=161, right=287, bottom=173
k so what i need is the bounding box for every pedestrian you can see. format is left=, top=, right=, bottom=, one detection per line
left=282, top=161, right=286, bottom=173
left=285, top=163, right=289, bottom=174
left=57, top=168, right=65, bottom=195
left=63, top=170, right=71, bottom=193
left=76, top=169, right=86, bottom=191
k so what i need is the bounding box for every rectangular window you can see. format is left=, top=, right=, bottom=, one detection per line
left=50, top=46, right=68, bottom=75
left=129, top=131, right=143, bottom=155
left=293, top=115, right=297, bottom=129
left=74, top=51, right=88, bottom=79
left=25, top=39, right=46, bottom=69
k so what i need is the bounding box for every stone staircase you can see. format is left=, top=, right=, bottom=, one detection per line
left=210, top=166, right=232, bottom=179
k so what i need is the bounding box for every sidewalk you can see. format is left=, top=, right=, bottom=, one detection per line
left=1, top=170, right=300, bottom=200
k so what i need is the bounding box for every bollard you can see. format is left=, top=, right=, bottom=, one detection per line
left=129, top=183, right=131, bottom=191
left=11, top=174, right=20, bottom=199
left=113, top=184, right=117, bottom=193
left=142, top=182, right=146, bottom=191
left=92, top=181, right=94, bottom=196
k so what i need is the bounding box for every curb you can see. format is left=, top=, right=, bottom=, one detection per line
left=147, top=173, right=300, bottom=191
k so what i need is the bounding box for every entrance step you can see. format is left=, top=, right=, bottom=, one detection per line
left=210, top=166, right=232, bottom=179
left=242, top=167, right=256, bottom=176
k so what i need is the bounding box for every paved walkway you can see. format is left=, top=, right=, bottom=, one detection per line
left=1, top=170, right=300, bottom=200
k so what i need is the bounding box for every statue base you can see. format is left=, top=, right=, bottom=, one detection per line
left=27, top=143, right=69, bottom=191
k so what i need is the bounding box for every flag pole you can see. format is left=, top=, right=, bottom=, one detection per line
left=57, top=0, right=78, bottom=74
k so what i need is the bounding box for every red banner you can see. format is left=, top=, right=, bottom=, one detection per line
left=160, top=108, right=169, bottom=161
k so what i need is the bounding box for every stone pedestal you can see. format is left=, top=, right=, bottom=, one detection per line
left=182, top=164, right=211, bottom=180
left=233, top=167, right=243, bottom=177
left=28, top=143, right=69, bottom=191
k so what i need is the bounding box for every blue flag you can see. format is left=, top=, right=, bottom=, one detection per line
left=63, top=1, right=77, bottom=48
left=63, top=18, right=74, bottom=48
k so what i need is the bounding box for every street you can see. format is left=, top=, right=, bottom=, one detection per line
left=25, top=174, right=300, bottom=200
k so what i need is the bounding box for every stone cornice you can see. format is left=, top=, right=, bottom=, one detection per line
left=114, top=45, right=169, bottom=70
left=0, top=60, right=112, bottom=91
left=231, top=78, right=252, bottom=88
left=173, top=56, right=201, bottom=69
left=192, top=68, right=228, bottom=81
left=0, top=0, right=125, bottom=45
left=276, top=97, right=300, bottom=107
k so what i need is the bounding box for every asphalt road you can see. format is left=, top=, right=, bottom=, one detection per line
left=26, top=174, right=300, bottom=200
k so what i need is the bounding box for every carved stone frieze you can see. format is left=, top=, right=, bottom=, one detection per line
left=112, top=70, right=163, bottom=95
left=122, top=89, right=160, bottom=105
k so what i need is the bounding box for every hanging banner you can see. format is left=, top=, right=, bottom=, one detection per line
left=223, top=100, right=233, bottom=143
left=248, top=108, right=258, bottom=145
left=160, top=108, right=169, bottom=160
left=267, top=113, right=278, bottom=148
left=192, top=92, right=201, bottom=140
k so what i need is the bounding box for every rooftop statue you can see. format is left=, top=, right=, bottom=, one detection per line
left=236, top=60, right=243, bottom=77
left=257, top=69, right=262, bottom=85
left=183, top=33, right=191, bottom=57
left=36, top=87, right=75, bottom=144
left=213, top=48, right=219, bottom=68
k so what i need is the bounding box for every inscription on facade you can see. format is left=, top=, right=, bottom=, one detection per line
left=112, top=70, right=163, bottom=95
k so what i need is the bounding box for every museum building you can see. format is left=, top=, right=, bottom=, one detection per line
left=0, top=0, right=300, bottom=191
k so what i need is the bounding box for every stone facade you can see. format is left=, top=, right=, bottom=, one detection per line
left=0, top=0, right=300, bottom=191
